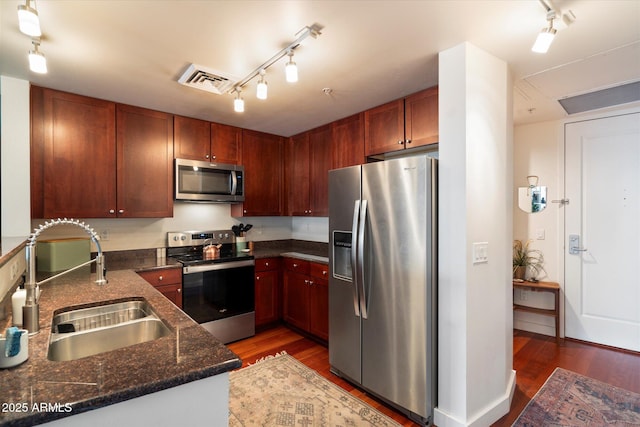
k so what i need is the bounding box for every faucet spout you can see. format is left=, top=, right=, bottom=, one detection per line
left=22, top=218, right=108, bottom=334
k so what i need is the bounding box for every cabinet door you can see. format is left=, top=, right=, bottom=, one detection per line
left=405, top=87, right=438, bottom=148
left=332, top=113, right=365, bottom=169
left=282, top=269, right=310, bottom=331
left=231, top=130, right=283, bottom=216
left=137, top=268, right=183, bottom=308
left=41, top=88, right=116, bottom=218
left=364, top=99, right=405, bottom=157
left=308, top=124, right=331, bottom=217
left=174, top=115, right=211, bottom=161
left=255, top=269, right=280, bottom=327
left=116, top=104, right=174, bottom=218
left=309, top=263, right=329, bottom=341
left=286, top=132, right=310, bottom=216
left=154, top=283, right=183, bottom=308
left=211, top=123, right=242, bottom=164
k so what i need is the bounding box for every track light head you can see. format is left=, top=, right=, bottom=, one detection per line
left=28, top=39, right=47, bottom=73
left=256, top=70, right=268, bottom=100
left=285, top=51, right=298, bottom=83
left=17, top=0, right=41, bottom=37
left=234, top=89, right=244, bottom=113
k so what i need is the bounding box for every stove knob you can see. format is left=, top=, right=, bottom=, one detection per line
left=181, top=235, right=186, bottom=241
left=224, top=233, right=230, bottom=239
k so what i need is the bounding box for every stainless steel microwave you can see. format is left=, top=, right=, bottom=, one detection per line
left=175, top=158, right=244, bottom=203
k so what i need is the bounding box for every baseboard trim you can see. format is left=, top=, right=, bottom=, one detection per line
left=433, top=369, right=516, bottom=427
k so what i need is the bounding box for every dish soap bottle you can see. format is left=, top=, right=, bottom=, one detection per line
left=11, top=285, right=26, bottom=328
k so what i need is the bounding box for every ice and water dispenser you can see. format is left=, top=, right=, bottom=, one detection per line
left=332, top=231, right=352, bottom=282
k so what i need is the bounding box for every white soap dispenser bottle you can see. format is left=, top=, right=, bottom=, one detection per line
left=11, top=285, right=27, bottom=327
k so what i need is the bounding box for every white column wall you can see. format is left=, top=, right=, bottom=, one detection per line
left=435, top=42, right=515, bottom=427
left=1, top=76, right=31, bottom=237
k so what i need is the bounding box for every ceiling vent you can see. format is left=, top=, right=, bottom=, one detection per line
left=558, top=81, right=640, bottom=115
left=177, top=64, right=239, bottom=95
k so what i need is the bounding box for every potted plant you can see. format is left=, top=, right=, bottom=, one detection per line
left=513, top=239, right=544, bottom=281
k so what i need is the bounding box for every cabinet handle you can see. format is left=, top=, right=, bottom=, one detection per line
left=256, top=276, right=260, bottom=281
left=177, top=288, right=181, bottom=293
left=118, top=209, right=124, bottom=214
left=158, top=276, right=163, bottom=281
left=293, top=263, right=298, bottom=268
left=211, top=155, right=216, bottom=160
left=304, top=279, right=309, bottom=285
left=309, top=280, right=314, bottom=286
left=244, top=209, right=247, bottom=214
left=109, top=209, right=115, bottom=214
left=322, top=270, right=327, bottom=276
left=205, top=154, right=210, bottom=159
left=398, top=140, right=404, bottom=145
left=265, top=262, right=269, bottom=267
left=406, top=139, right=412, bottom=144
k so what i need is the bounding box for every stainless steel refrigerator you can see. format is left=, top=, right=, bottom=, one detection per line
left=328, top=155, right=437, bottom=426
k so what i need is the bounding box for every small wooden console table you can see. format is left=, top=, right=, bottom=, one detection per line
left=513, top=280, right=560, bottom=341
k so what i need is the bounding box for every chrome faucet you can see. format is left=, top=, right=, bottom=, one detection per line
left=22, top=218, right=107, bottom=334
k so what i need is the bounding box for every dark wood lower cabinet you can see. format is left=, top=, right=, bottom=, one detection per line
left=255, top=258, right=280, bottom=328
left=282, top=258, right=328, bottom=341
left=137, top=267, right=182, bottom=308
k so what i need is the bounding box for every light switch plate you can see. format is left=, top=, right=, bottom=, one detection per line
left=472, top=242, right=489, bottom=264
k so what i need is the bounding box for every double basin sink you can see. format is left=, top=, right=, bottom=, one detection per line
left=47, top=298, right=171, bottom=362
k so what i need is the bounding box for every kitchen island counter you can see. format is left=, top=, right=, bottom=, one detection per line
left=0, top=269, right=241, bottom=427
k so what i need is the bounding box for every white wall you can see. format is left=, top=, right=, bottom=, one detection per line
left=1, top=76, right=31, bottom=237
left=435, top=42, right=514, bottom=427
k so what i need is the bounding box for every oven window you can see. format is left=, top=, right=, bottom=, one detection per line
left=182, top=264, right=255, bottom=324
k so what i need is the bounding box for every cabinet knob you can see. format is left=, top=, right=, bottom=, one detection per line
left=309, top=280, right=314, bottom=286
left=406, top=139, right=412, bottom=144
left=158, top=275, right=163, bottom=281
left=118, top=209, right=124, bottom=214
left=244, top=209, right=247, bottom=214
left=109, top=209, right=115, bottom=214
left=322, top=270, right=327, bottom=276
left=211, top=155, right=216, bottom=160
left=177, top=288, right=181, bottom=293
left=304, top=279, right=309, bottom=284
left=205, top=154, right=210, bottom=159
left=293, top=263, right=298, bottom=268
left=398, top=140, right=404, bottom=145
left=265, top=262, right=269, bottom=267
left=256, top=276, right=260, bottom=280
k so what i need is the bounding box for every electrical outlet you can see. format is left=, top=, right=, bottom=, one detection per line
left=521, top=290, right=528, bottom=301
left=536, top=228, right=546, bottom=240
left=100, top=230, right=110, bottom=240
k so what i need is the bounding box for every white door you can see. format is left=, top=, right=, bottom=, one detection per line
left=564, top=112, right=640, bottom=351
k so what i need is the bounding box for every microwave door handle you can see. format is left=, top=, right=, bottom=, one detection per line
left=230, top=171, right=238, bottom=195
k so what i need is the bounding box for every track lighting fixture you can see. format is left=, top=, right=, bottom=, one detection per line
left=256, top=70, right=268, bottom=100
left=224, top=23, right=322, bottom=113
left=285, top=51, right=298, bottom=83
left=532, top=14, right=557, bottom=53
left=28, top=39, right=47, bottom=74
left=234, top=89, right=244, bottom=113
left=17, top=0, right=41, bottom=37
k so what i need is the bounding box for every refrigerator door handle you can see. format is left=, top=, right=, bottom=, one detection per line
left=358, top=199, right=368, bottom=319
left=351, top=200, right=361, bottom=317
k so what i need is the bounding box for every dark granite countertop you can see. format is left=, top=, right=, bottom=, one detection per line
left=0, top=269, right=241, bottom=427
left=251, top=240, right=328, bottom=264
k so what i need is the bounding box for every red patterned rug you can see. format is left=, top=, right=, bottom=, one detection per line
left=513, top=367, right=640, bottom=426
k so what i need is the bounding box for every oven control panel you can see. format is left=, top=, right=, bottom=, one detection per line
left=167, top=230, right=234, bottom=247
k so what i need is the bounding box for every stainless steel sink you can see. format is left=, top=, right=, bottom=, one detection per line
left=47, top=299, right=171, bottom=361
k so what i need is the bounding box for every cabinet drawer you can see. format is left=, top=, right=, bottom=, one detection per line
left=255, top=258, right=279, bottom=272
left=309, top=262, right=329, bottom=280
left=138, top=268, right=182, bottom=287
left=283, top=258, right=310, bottom=274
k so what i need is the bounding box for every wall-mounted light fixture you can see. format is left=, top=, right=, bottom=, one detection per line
left=532, top=0, right=576, bottom=54
left=17, top=0, right=41, bottom=37
left=28, top=39, right=47, bottom=74
left=228, top=23, right=322, bottom=112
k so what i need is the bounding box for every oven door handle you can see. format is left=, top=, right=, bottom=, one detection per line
left=183, top=259, right=255, bottom=274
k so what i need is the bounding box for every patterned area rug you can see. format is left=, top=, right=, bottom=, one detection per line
left=513, top=367, right=640, bottom=426
left=229, top=352, right=401, bottom=427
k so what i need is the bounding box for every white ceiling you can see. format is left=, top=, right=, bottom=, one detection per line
left=1, top=0, right=639, bottom=137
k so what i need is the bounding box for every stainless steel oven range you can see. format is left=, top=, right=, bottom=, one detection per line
left=167, top=230, right=255, bottom=344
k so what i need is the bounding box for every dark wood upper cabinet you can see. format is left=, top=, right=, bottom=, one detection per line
left=308, top=124, right=331, bottom=217
left=231, top=129, right=283, bottom=217
left=173, top=115, right=210, bottom=161
left=364, top=86, right=438, bottom=157
left=211, top=122, right=242, bottom=165
left=116, top=104, right=174, bottom=218
left=36, top=87, right=117, bottom=218
left=30, top=86, right=173, bottom=219
left=332, top=113, right=365, bottom=169
left=286, top=132, right=311, bottom=216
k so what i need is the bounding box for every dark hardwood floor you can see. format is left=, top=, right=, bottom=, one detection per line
left=227, top=326, right=640, bottom=426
